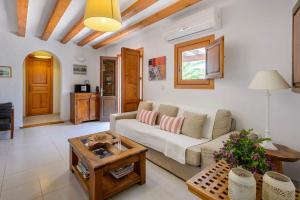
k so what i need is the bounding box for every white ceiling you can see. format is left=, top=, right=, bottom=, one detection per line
left=0, top=0, right=178, bottom=48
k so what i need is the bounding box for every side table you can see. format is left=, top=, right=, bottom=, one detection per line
left=266, top=143, right=300, bottom=173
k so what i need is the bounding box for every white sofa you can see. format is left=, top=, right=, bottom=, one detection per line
left=110, top=102, right=235, bottom=180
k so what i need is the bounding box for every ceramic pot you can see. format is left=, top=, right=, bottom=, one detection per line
left=228, top=168, right=256, bottom=200
left=263, top=171, right=295, bottom=200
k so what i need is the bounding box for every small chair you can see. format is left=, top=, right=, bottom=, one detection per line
left=0, top=103, right=14, bottom=139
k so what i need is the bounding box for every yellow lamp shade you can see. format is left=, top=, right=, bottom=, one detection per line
left=84, top=0, right=122, bottom=32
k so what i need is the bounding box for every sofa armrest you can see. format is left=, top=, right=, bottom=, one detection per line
left=110, top=111, right=138, bottom=131
left=200, top=131, right=233, bottom=169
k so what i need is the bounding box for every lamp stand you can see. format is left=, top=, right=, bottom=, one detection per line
left=261, top=90, right=278, bottom=150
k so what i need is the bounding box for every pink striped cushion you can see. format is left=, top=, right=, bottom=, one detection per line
left=159, top=115, right=184, bottom=134
left=137, top=109, right=158, bottom=126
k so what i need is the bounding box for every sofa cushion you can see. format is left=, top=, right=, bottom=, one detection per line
left=136, top=101, right=153, bottom=119
left=157, top=104, right=179, bottom=124
left=137, top=109, right=158, bottom=126
left=181, top=111, right=207, bottom=139
left=159, top=115, right=184, bottom=134
left=212, top=110, right=232, bottom=139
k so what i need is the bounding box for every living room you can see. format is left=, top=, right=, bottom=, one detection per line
left=0, top=0, right=300, bottom=199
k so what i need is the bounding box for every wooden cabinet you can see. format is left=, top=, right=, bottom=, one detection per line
left=70, top=93, right=100, bottom=124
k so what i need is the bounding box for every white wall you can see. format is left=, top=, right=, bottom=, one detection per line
left=52, top=56, right=61, bottom=114
left=0, top=31, right=100, bottom=126
left=101, top=0, right=300, bottom=182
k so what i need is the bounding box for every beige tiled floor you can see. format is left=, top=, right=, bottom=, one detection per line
left=23, top=114, right=62, bottom=127
left=0, top=122, right=198, bottom=200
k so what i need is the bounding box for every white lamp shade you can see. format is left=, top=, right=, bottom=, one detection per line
left=248, top=70, right=291, bottom=90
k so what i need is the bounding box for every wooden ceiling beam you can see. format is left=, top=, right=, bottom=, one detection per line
left=41, top=0, right=72, bottom=41
left=77, top=32, right=104, bottom=46
left=60, top=17, right=84, bottom=44
left=17, top=0, right=29, bottom=37
left=92, top=0, right=200, bottom=49
left=77, top=0, right=158, bottom=46
left=122, top=0, right=158, bottom=21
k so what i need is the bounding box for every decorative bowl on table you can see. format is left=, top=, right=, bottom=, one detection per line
left=87, top=133, right=117, bottom=150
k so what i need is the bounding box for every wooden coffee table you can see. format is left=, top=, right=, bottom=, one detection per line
left=68, top=131, right=147, bottom=200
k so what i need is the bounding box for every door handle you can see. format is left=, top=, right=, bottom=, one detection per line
left=100, top=87, right=103, bottom=97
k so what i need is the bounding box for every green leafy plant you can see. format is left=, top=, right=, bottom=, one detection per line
left=214, top=129, right=272, bottom=174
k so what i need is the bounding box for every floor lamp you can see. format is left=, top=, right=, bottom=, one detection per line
left=248, top=70, right=290, bottom=150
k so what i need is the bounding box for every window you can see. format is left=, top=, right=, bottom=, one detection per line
left=174, top=35, right=224, bottom=89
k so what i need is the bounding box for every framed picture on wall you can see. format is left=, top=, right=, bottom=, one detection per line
left=148, top=56, right=166, bottom=81
left=0, top=66, right=12, bottom=78
left=73, top=64, right=87, bottom=75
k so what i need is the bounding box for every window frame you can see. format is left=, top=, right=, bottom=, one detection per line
left=174, top=35, right=215, bottom=89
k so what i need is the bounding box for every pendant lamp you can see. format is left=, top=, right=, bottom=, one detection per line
left=84, top=0, right=122, bottom=32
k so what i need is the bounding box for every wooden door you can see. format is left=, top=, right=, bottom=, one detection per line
left=26, top=57, right=53, bottom=116
left=121, top=48, right=141, bottom=112
left=100, top=57, right=118, bottom=121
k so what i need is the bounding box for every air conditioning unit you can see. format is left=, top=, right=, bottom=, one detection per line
left=165, top=7, right=221, bottom=42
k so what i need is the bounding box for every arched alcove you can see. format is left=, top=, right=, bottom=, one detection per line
left=22, top=50, right=62, bottom=127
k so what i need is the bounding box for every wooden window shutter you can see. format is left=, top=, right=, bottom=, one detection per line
left=205, top=36, right=224, bottom=79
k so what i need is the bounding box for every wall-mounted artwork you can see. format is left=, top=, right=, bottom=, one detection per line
left=73, top=64, right=87, bottom=75
left=148, top=56, right=166, bottom=81
left=0, top=66, right=12, bottom=78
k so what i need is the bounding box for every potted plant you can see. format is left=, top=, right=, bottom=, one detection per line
left=214, top=129, right=272, bottom=174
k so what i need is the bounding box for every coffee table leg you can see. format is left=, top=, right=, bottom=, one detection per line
left=90, top=169, right=104, bottom=200
left=135, top=153, right=146, bottom=185
left=69, top=146, right=78, bottom=173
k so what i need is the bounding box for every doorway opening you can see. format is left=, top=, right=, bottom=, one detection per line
left=22, top=51, right=63, bottom=128
left=99, top=48, right=143, bottom=121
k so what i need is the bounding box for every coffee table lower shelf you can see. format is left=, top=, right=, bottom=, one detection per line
left=71, top=165, right=141, bottom=199
left=69, top=134, right=147, bottom=200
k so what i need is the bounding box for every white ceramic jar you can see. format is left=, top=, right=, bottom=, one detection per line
left=228, top=168, right=256, bottom=200
left=263, top=171, right=295, bottom=200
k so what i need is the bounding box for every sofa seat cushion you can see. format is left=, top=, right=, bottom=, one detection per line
left=115, top=119, right=209, bottom=166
